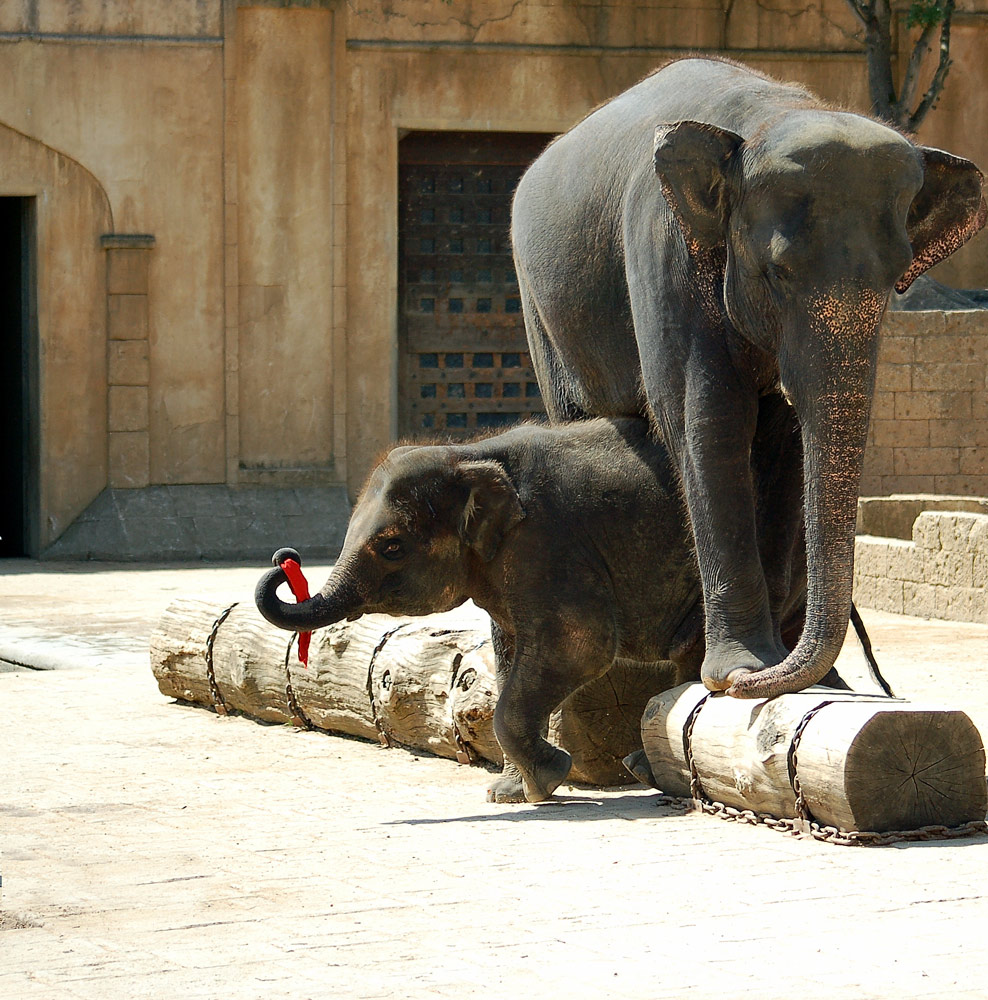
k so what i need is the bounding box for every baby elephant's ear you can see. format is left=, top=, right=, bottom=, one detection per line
left=455, top=460, right=525, bottom=562
left=897, top=147, right=987, bottom=292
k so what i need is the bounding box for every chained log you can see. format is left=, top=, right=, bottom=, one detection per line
left=150, top=599, right=679, bottom=784
left=640, top=683, right=988, bottom=833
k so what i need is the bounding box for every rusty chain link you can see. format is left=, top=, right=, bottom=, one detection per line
left=787, top=699, right=835, bottom=824
left=682, top=691, right=714, bottom=802
left=675, top=688, right=988, bottom=847
left=204, top=602, right=238, bottom=715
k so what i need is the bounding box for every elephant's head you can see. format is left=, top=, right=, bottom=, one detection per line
left=653, top=111, right=986, bottom=698
left=255, top=446, right=525, bottom=633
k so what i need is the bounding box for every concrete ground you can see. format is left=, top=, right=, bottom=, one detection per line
left=1, top=559, right=987, bottom=1000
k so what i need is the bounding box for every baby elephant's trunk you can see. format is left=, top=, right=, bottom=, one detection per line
left=254, top=548, right=358, bottom=632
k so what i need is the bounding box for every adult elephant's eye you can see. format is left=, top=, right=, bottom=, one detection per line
left=379, top=539, right=405, bottom=561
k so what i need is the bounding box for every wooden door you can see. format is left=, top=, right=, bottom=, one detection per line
left=398, top=131, right=552, bottom=439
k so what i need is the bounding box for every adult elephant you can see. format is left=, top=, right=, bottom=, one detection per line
left=511, top=57, right=986, bottom=699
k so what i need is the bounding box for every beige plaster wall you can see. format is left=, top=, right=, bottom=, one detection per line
left=0, top=33, right=227, bottom=495
left=235, top=6, right=340, bottom=482
left=0, top=122, right=112, bottom=548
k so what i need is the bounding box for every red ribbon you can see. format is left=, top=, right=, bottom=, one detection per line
left=279, top=557, right=311, bottom=666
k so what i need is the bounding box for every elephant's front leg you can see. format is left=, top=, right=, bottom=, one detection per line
left=667, top=373, right=788, bottom=692
left=488, top=617, right=614, bottom=803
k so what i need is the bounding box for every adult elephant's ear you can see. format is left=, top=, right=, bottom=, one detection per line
left=896, top=147, right=987, bottom=293
left=455, top=460, right=525, bottom=562
left=653, top=121, right=743, bottom=251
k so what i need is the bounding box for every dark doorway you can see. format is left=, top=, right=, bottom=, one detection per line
left=397, top=131, right=553, bottom=439
left=0, top=198, right=37, bottom=557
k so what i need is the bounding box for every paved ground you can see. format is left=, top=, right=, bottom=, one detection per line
left=1, top=559, right=987, bottom=1000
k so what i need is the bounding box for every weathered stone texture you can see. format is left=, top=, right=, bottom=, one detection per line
left=854, top=510, right=988, bottom=624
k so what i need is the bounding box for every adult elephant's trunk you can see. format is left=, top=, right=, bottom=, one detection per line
left=729, top=289, right=882, bottom=699
left=254, top=557, right=361, bottom=633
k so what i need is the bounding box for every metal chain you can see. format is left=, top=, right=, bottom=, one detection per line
left=787, top=700, right=835, bottom=823
left=682, top=691, right=714, bottom=802
left=672, top=687, right=988, bottom=846
left=365, top=623, right=413, bottom=747
left=283, top=633, right=314, bottom=730
left=204, top=602, right=239, bottom=716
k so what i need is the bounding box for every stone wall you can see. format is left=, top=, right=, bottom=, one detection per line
left=861, top=311, right=988, bottom=498
left=854, top=509, right=988, bottom=624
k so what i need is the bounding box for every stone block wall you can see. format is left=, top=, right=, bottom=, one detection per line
left=861, top=311, right=988, bottom=497
left=853, top=510, right=988, bottom=624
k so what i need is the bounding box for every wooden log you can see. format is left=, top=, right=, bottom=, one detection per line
left=551, top=659, right=683, bottom=786
left=641, top=683, right=988, bottom=832
left=151, top=599, right=683, bottom=785
left=150, top=600, right=501, bottom=763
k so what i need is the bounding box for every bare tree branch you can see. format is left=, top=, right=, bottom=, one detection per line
left=843, top=0, right=955, bottom=131
left=905, top=0, right=955, bottom=131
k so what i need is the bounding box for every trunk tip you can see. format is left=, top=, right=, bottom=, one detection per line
left=272, top=546, right=302, bottom=568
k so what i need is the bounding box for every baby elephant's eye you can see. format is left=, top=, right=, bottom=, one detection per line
left=379, top=539, right=405, bottom=561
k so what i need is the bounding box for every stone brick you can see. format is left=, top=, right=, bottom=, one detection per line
left=108, top=294, right=149, bottom=340
left=915, top=334, right=987, bottom=364
left=929, top=420, right=988, bottom=448
left=106, top=248, right=150, bottom=295
left=108, top=340, right=150, bottom=386
left=109, top=386, right=149, bottom=432
left=974, top=552, right=987, bottom=589
left=877, top=336, right=914, bottom=364
left=911, top=363, right=985, bottom=393
left=893, top=447, right=959, bottom=477
left=885, top=311, right=945, bottom=338
left=109, top=432, right=150, bottom=488
left=935, top=585, right=987, bottom=624
left=853, top=538, right=889, bottom=578
left=912, top=513, right=942, bottom=551
left=886, top=540, right=924, bottom=583
left=894, top=391, right=972, bottom=421
left=929, top=549, right=974, bottom=588
left=851, top=573, right=903, bottom=614
left=870, top=391, right=895, bottom=420
left=872, top=419, right=928, bottom=448
left=934, top=475, right=988, bottom=496
left=959, top=447, right=988, bottom=476
left=902, top=581, right=938, bottom=619
left=937, top=513, right=983, bottom=554
left=887, top=474, right=936, bottom=494
left=861, top=446, right=893, bottom=477
left=857, top=474, right=883, bottom=496
left=874, top=364, right=911, bottom=391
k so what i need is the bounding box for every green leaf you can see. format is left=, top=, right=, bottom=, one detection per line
left=906, top=1, right=946, bottom=30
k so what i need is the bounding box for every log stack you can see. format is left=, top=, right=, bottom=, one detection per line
left=150, top=599, right=680, bottom=785
left=640, top=683, right=988, bottom=833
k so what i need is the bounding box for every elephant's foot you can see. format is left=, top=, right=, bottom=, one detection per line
left=521, top=745, right=572, bottom=802
left=700, top=638, right=786, bottom=693
left=488, top=747, right=572, bottom=803
left=623, top=749, right=659, bottom=789
left=487, top=762, right=526, bottom=803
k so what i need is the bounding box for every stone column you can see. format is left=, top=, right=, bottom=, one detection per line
left=102, top=234, right=154, bottom=488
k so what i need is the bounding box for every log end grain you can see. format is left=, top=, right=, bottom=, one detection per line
left=832, top=708, right=988, bottom=832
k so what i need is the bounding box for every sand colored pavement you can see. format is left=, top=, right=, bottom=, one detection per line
left=1, top=560, right=987, bottom=1000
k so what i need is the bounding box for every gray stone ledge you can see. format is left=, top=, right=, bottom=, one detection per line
left=42, top=485, right=350, bottom=562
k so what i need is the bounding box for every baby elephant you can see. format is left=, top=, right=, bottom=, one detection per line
left=256, top=418, right=795, bottom=802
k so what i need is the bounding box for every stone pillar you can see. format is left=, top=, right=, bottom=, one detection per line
left=102, top=234, right=154, bottom=488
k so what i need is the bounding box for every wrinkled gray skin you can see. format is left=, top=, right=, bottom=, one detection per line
left=257, top=418, right=814, bottom=802
left=511, top=58, right=986, bottom=699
